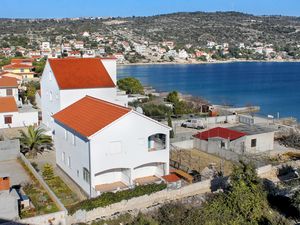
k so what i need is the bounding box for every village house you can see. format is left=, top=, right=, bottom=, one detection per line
left=41, top=57, right=128, bottom=131
left=2, top=61, right=35, bottom=80
left=194, top=125, right=275, bottom=154
left=0, top=75, right=19, bottom=103
left=68, top=51, right=81, bottom=58
left=0, top=96, right=38, bottom=129
left=53, top=96, right=171, bottom=197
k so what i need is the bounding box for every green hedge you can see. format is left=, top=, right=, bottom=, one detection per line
left=68, top=183, right=166, bottom=215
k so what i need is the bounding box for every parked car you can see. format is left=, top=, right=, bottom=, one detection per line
left=181, top=119, right=205, bottom=129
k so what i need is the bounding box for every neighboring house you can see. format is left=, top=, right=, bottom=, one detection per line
left=194, top=125, right=274, bottom=154
left=2, top=63, right=35, bottom=80
left=53, top=96, right=171, bottom=197
left=0, top=76, right=19, bottom=103
left=41, top=57, right=127, bottom=131
left=0, top=97, right=38, bottom=129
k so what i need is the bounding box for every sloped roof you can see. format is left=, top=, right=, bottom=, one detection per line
left=53, top=96, right=131, bottom=137
left=0, top=76, right=18, bottom=88
left=3, top=63, right=33, bottom=69
left=194, top=127, right=246, bottom=141
left=48, top=58, right=115, bottom=90
left=0, top=97, right=18, bottom=113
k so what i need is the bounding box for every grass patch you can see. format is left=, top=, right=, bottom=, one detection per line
left=18, top=158, right=59, bottom=218
left=68, top=183, right=167, bottom=215
left=45, top=176, right=80, bottom=207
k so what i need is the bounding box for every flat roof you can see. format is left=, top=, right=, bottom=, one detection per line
left=229, top=124, right=275, bottom=135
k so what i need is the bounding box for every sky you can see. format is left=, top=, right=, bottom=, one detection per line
left=1, top=0, right=300, bottom=18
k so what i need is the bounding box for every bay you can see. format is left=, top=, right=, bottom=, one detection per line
left=118, top=62, right=300, bottom=119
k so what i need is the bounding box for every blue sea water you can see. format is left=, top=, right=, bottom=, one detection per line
left=117, top=62, right=300, bottom=119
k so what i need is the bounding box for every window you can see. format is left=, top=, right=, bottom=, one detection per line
left=221, top=141, right=225, bottom=148
left=83, top=167, right=90, bottom=183
left=6, top=89, right=13, bottom=96
left=64, top=130, right=68, bottom=140
left=61, top=152, right=65, bottom=163
left=49, top=91, right=53, bottom=101
left=77, top=170, right=79, bottom=177
left=4, top=116, right=12, bottom=124
left=20, top=69, right=24, bottom=73
left=72, top=134, right=76, bottom=146
left=148, top=133, right=166, bottom=151
left=49, top=71, right=52, bottom=81
left=251, top=139, right=257, bottom=148
left=67, top=156, right=71, bottom=168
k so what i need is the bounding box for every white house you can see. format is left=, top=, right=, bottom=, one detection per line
left=0, top=76, right=19, bottom=103
left=194, top=125, right=274, bottom=154
left=53, top=96, right=171, bottom=197
left=0, top=97, right=38, bottom=129
left=41, top=57, right=127, bottom=131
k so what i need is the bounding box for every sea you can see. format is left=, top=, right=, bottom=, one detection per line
left=117, top=62, right=300, bottom=120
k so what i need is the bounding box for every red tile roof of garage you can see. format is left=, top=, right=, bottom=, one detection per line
left=53, top=96, right=131, bottom=137
left=0, top=76, right=18, bottom=87
left=194, top=127, right=246, bottom=141
left=162, top=174, right=180, bottom=183
left=0, top=97, right=18, bottom=113
left=48, top=58, right=115, bottom=90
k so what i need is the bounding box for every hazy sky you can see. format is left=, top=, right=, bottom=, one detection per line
left=1, top=0, right=300, bottom=18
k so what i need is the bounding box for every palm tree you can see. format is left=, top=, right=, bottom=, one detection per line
left=19, top=125, right=53, bottom=157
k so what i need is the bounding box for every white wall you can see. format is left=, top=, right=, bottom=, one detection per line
left=54, top=122, right=91, bottom=196
left=0, top=111, right=38, bottom=129
left=60, top=87, right=117, bottom=109
left=244, top=132, right=274, bottom=153
left=0, top=87, right=18, bottom=103
left=89, top=111, right=170, bottom=195
left=41, top=62, right=61, bottom=130
left=101, top=59, right=117, bottom=85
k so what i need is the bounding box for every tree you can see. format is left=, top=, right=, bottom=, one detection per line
left=117, top=77, right=144, bottom=94
left=166, top=91, right=179, bottom=104
left=42, top=163, right=54, bottom=180
left=19, top=126, right=53, bottom=158
left=168, top=116, right=174, bottom=138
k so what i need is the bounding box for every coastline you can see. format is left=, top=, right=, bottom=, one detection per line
left=118, top=59, right=300, bottom=66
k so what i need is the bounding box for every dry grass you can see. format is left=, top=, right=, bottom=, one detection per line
left=171, top=148, right=234, bottom=176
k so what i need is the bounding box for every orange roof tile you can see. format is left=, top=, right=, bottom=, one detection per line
left=0, top=76, right=18, bottom=87
left=0, top=97, right=18, bottom=113
left=53, top=96, right=131, bottom=137
left=11, top=58, right=33, bottom=64
left=162, top=174, right=180, bottom=183
left=48, top=58, right=115, bottom=90
left=3, top=63, right=33, bottom=69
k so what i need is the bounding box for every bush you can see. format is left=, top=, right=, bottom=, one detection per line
left=117, top=77, right=144, bottom=94
left=68, top=183, right=166, bottom=215
left=42, top=163, right=54, bottom=180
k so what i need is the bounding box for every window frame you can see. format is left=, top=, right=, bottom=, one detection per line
left=4, top=115, right=12, bottom=124
left=251, top=139, right=257, bottom=148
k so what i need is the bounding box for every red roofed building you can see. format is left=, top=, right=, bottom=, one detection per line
left=194, top=125, right=275, bottom=154
left=41, top=57, right=128, bottom=130
left=53, top=95, right=171, bottom=197
left=2, top=60, right=35, bottom=80
left=0, top=76, right=19, bottom=103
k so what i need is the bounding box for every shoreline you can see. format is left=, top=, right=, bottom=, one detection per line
left=118, top=59, right=300, bottom=66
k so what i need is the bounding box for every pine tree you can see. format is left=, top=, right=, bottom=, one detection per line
left=42, top=163, right=54, bottom=180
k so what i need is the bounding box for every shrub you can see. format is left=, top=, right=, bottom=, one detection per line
left=42, top=163, right=54, bottom=180
left=68, top=183, right=166, bottom=215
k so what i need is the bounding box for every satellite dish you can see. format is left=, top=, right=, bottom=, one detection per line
left=136, top=107, right=143, bottom=114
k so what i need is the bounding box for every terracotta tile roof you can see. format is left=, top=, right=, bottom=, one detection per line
left=3, top=63, right=33, bottom=69
left=194, top=127, right=246, bottom=141
left=0, top=76, right=18, bottom=87
left=53, top=96, right=131, bottom=137
left=0, top=97, right=18, bottom=113
left=162, top=174, right=180, bottom=183
left=11, top=58, right=33, bottom=64
left=48, top=58, right=115, bottom=90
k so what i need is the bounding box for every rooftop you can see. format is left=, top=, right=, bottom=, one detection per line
left=0, top=76, right=18, bottom=88
left=3, top=63, right=33, bottom=69
left=0, top=97, right=18, bottom=113
left=48, top=58, right=115, bottom=90
left=194, top=127, right=246, bottom=141
left=229, top=124, right=275, bottom=135
left=53, top=96, right=131, bottom=137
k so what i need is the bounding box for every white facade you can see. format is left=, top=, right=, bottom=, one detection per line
left=54, top=110, right=170, bottom=197
left=41, top=59, right=126, bottom=130
left=0, top=87, right=18, bottom=103
left=0, top=109, right=38, bottom=129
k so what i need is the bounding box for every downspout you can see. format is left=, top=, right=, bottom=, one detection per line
left=88, top=140, right=92, bottom=198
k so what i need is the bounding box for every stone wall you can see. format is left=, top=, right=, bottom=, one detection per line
left=68, top=179, right=211, bottom=224
left=0, top=139, right=20, bottom=161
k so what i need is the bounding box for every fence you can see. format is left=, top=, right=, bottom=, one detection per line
left=19, top=154, right=67, bottom=225
left=68, top=179, right=212, bottom=224
left=0, top=139, right=20, bottom=161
